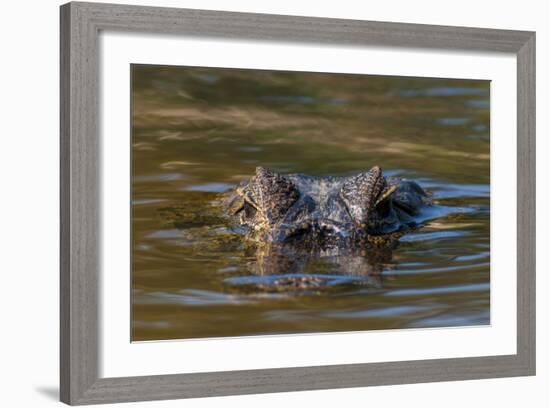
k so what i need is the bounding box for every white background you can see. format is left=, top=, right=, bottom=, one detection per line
left=0, top=0, right=546, bottom=407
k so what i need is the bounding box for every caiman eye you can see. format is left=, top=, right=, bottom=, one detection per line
left=254, top=166, right=299, bottom=224
left=373, top=185, right=397, bottom=218
left=340, top=166, right=385, bottom=224
left=228, top=191, right=259, bottom=219
left=243, top=201, right=257, bottom=218
left=375, top=198, right=392, bottom=218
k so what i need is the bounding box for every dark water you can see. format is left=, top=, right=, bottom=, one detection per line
left=131, top=65, right=490, bottom=341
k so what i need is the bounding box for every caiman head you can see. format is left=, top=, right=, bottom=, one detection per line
left=227, top=166, right=407, bottom=248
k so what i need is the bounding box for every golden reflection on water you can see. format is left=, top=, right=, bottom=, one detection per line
left=131, top=65, right=490, bottom=341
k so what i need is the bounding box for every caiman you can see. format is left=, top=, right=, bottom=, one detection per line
left=227, top=166, right=432, bottom=250
left=161, top=165, right=433, bottom=293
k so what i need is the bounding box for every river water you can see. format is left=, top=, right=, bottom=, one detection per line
left=131, top=65, right=490, bottom=341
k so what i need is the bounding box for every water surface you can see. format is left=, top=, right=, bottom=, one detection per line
left=131, top=65, right=490, bottom=341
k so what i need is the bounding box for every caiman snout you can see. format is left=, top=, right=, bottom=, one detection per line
left=272, top=219, right=354, bottom=244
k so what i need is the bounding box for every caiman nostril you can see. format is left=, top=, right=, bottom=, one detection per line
left=320, top=223, right=337, bottom=235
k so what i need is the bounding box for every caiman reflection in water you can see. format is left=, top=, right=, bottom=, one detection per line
left=163, top=165, right=432, bottom=293
left=228, top=243, right=392, bottom=293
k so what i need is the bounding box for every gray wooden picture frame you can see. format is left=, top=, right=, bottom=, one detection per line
left=60, top=1, right=536, bottom=405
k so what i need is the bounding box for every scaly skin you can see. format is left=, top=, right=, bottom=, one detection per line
left=227, top=166, right=432, bottom=250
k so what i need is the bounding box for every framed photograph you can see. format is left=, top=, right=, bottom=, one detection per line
left=60, top=1, right=535, bottom=405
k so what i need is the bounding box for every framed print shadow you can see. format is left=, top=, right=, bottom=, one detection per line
left=60, top=1, right=536, bottom=405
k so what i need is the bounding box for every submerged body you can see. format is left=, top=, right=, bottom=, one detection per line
left=227, top=166, right=432, bottom=250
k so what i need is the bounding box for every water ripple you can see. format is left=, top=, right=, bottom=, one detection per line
left=386, top=262, right=491, bottom=276
left=135, top=289, right=253, bottom=306
left=324, top=305, right=430, bottom=319
left=417, top=180, right=490, bottom=199
left=400, top=231, right=466, bottom=243
left=183, top=182, right=232, bottom=192
left=384, top=283, right=489, bottom=297
left=225, top=273, right=382, bottom=291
